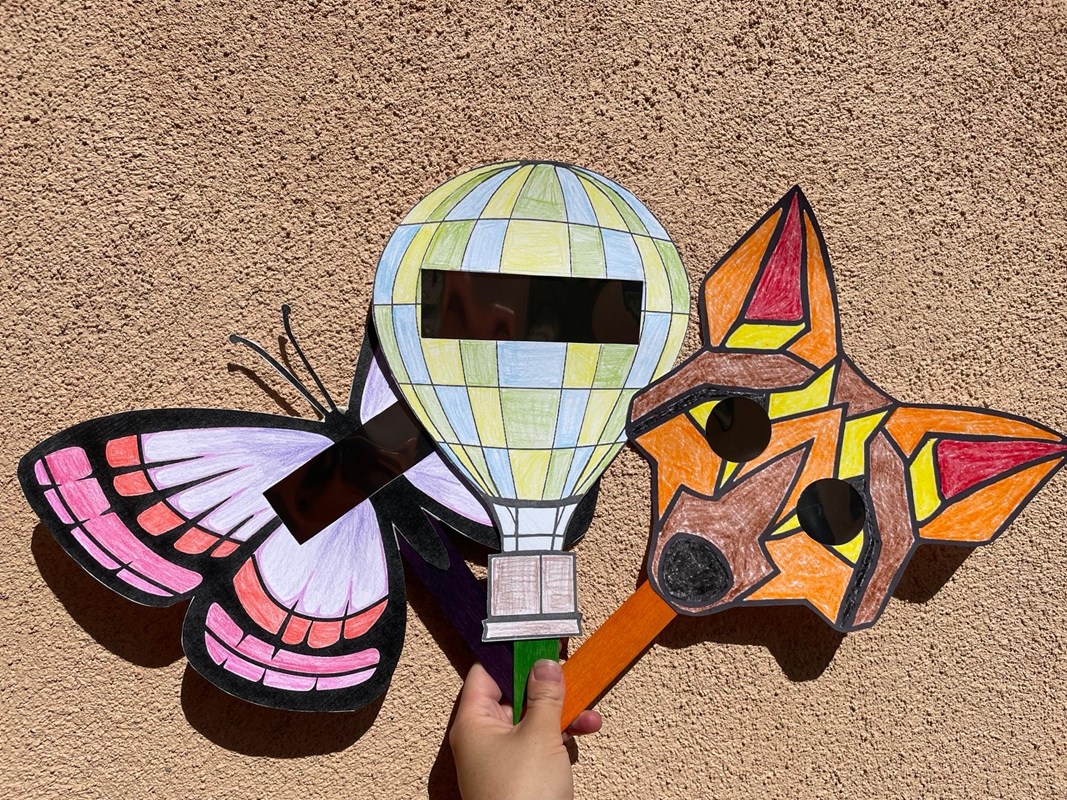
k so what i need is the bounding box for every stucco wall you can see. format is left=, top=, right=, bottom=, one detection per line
left=3, top=2, right=1065, bottom=798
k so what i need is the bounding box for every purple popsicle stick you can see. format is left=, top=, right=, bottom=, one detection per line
left=398, top=516, right=514, bottom=701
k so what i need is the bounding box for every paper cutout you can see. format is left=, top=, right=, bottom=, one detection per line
left=371, top=160, right=691, bottom=645
left=630, top=186, right=1066, bottom=628
left=19, top=308, right=499, bottom=711
left=560, top=187, right=1066, bottom=726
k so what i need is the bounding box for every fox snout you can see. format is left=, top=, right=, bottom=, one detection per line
left=649, top=449, right=805, bottom=614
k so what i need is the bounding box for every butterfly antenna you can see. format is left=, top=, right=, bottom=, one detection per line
left=281, top=304, right=340, bottom=414
left=228, top=333, right=329, bottom=418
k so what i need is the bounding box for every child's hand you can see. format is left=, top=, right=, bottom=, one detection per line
left=449, top=660, right=603, bottom=800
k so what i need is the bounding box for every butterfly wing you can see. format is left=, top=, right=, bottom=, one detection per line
left=19, top=409, right=332, bottom=606
left=185, top=499, right=405, bottom=710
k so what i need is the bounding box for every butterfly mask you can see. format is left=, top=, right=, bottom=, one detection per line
left=19, top=308, right=505, bottom=711
left=628, top=188, right=1067, bottom=631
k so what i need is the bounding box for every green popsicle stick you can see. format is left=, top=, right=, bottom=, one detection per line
left=512, top=638, right=559, bottom=724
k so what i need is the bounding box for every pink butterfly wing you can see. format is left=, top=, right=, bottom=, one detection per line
left=21, top=411, right=333, bottom=605
left=193, top=502, right=399, bottom=700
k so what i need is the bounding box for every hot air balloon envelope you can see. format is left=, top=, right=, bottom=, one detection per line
left=372, top=160, right=690, bottom=640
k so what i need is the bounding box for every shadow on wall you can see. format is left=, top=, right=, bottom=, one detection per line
left=26, top=354, right=974, bottom=758
left=892, top=544, right=972, bottom=603
left=226, top=363, right=303, bottom=418
left=31, top=522, right=383, bottom=757
left=223, top=335, right=328, bottom=418
left=656, top=543, right=973, bottom=680
left=29, top=495, right=975, bottom=754
left=658, top=603, right=847, bottom=681
left=427, top=695, right=462, bottom=800
left=180, top=668, right=384, bottom=757
left=31, top=523, right=187, bottom=667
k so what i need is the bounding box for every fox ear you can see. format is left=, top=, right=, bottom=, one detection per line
left=702, top=187, right=840, bottom=370
left=885, top=406, right=1067, bottom=544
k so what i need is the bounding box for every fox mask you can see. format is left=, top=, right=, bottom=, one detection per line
left=628, top=188, right=1066, bottom=632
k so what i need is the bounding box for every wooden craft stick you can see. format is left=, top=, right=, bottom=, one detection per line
left=397, top=518, right=515, bottom=701
left=560, top=581, right=677, bottom=731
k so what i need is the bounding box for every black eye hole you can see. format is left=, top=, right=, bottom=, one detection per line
left=797, top=479, right=867, bottom=546
left=703, top=396, right=772, bottom=462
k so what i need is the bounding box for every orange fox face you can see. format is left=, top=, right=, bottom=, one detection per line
left=628, top=188, right=1067, bottom=631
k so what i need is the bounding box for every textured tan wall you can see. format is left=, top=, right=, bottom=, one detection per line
left=3, top=1, right=1066, bottom=798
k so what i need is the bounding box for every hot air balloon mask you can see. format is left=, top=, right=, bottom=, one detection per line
left=558, top=187, right=1067, bottom=727
left=371, top=161, right=690, bottom=645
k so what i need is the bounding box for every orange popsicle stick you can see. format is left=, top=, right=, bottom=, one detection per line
left=560, top=581, right=677, bottom=730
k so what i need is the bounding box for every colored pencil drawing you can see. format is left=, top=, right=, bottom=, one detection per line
left=561, top=187, right=1067, bottom=726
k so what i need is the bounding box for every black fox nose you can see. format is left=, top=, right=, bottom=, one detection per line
left=658, top=533, right=732, bottom=606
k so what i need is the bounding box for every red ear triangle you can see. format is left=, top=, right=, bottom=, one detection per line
left=937, top=438, right=1067, bottom=499
left=701, top=187, right=839, bottom=369
left=743, top=192, right=804, bottom=322
left=887, top=406, right=1066, bottom=544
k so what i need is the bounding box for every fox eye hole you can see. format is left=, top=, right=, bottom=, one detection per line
left=797, top=479, right=867, bottom=546
left=703, top=396, right=771, bottom=462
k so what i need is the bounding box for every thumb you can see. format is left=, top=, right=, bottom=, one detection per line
left=518, top=659, right=565, bottom=740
